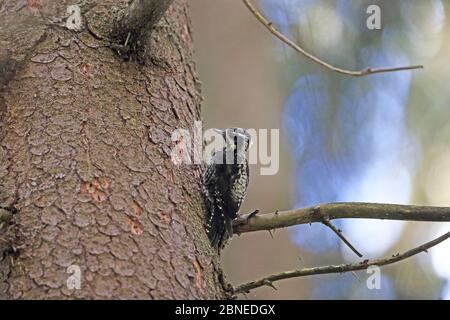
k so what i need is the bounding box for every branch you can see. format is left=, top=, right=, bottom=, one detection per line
left=234, top=203, right=450, bottom=234
left=242, top=0, right=423, bottom=77
left=321, top=215, right=362, bottom=257
left=233, top=231, right=450, bottom=294
left=111, top=0, right=174, bottom=44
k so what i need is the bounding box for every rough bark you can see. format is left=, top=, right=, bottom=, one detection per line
left=0, top=0, right=225, bottom=299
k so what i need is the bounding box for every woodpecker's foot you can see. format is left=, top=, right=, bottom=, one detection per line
left=218, top=272, right=235, bottom=299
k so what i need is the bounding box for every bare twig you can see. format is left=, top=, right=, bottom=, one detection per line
left=321, top=216, right=363, bottom=258
left=242, top=0, right=423, bottom=77
left=233, top=231, right=450, bottom=294
left=111, top=0, right=174, bottom=44
left=233, top=203, right=450, bottom=234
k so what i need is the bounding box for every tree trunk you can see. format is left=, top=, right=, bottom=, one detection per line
left=0, top=0, right=225, bottom=299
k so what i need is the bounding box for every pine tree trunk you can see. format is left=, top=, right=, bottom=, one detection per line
left=0, top=0, right=225, bottom=299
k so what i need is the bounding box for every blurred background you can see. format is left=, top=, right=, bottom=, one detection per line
left=191, top=0, right=450, bottom=299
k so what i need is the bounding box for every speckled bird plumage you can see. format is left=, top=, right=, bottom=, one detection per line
left=203, top=128, right=251, bottom=250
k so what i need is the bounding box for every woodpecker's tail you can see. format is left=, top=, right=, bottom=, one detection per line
left=205, top=202, right=225, bottom=249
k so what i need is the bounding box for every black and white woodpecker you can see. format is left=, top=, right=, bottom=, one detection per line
left=203, top=128, right=252, bottom=250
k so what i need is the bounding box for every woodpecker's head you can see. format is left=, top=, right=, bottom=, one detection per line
left=212, top=127, right=252, bottom=152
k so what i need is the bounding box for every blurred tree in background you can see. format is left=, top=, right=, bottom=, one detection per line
left=193, top=0, right=450, bottom=299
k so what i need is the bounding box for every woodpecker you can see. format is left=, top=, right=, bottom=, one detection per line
left=203, top=128, right=252, bottom=250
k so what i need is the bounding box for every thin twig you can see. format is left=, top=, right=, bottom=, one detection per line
left=350, top=271, right=361, bottom=282
left=242, top=0, right=423, bottom=77
left=322, top=216, right=363, bottom=258
left=233, top=231, right=450, bottom=294
left=233, top=203, right=450, bottom=234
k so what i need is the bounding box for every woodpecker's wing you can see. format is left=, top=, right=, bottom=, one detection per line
left=229, top=154, right=250, bottom=215
left=203, top=150, right=249, bottom=249
left=203, top=152, right=228, bottom=248
left=206, top=186, right=228, bottom=248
